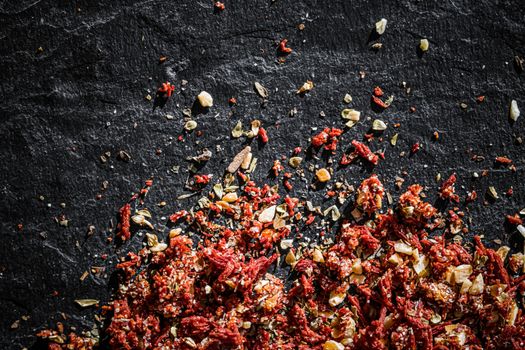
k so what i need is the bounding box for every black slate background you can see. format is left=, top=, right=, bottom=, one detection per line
left=1, top=0, right=524, bottom=348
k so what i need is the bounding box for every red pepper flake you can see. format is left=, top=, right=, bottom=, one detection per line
left=272, top=160, right=283, bottom=177
left=495, top=156, right=512, bottom=165
left=373, top=86, right=384, bottom=97
left=278, top=39, right=292, bottom=54
left=476, top=95, right=485, bottom=103
left=439, top=173, right=460, bottom=202
left=258, top=127, right=269, bottom=144
left=194, top=174, right=212, bottom=186
left=214, top=1, right=225, bottom=10
left=311, top=127, right=343, bottom=151
left=293, top=146, right=302, bottom=155
left=466, top=190, right=477, bottom=203
left=169, top=210, right=188, bottom=223
left=283, top=172, right=293, bottom=191
left=228, top=97, right=237, bottom=105
left=351, top=140, right=379, bottom=165
left=157, top=82, right=175, bottom=98
left=433, top=131, right=439, bottom=140
left=409, top=106, right=416, bottom=113
left=116, top=203, right=131, bottom=241
left=411, top=142, right=420, bottom=154
left=372, top=95, right=388, bottom=109
left=506, top=213, right=522, bottom=225
left=305, top=213, right=315, bottom=225
left=506, top=186, right=514, bottom=197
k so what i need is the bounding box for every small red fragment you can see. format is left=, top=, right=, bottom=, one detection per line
left=214, top=1, right=225, bottom=10
left=278, top=39, right=292, bottom=54
left=228, top=97, right=237, bottom=105
left=372, top=95, right=388, bottom=108
left=506, top=213, right=522, bottom=225
left=411, top=142, right=420, bottom=154
left=258, top=127, right=269, bottom=144
left=373, top=86, right=384, bottom=97
left=157, top=82, right=175, bottom=98
left=352, top=140, right=379, bottom=165
left=116, top=203, right=131, bottom=241
left=495, top=156, right=512, bottom=165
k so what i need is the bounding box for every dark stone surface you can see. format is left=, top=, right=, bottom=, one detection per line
left=1, top=0, right=524, bottom=348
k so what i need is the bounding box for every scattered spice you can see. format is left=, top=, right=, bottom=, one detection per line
left=197, top=91, right=213, bottom=108
left=375, top=18, right=387, bottom=35
left=278, top=39, right=292, bottom=54
left=254, top=82, right=268, bottom=99
left=419, top=38, right=429, bottom=52
left=297, top=80, right=314, bottom=94
left=157, top=82, right=175, bottom=98
left=214, top=1, right=225, bottom=10
left=510, top=100, right=520, bottom=122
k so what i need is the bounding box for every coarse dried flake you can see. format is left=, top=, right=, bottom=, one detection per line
left=231, top=121, right=243, bottom=138
left=297, top=80, right=314, bottom=94
left=227, top=146, right=251, bottom=173
left=510, top=100, right=520, bottom=122
left=254, top=82, right=269, bottom=98
left=375, top=18, right=387, bottom=35
left=74, top=299, right=99, bottom=308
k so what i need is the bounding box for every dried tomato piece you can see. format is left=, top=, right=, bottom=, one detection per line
left=352, top=140, right=379, bottom=165
left=116, top=203, right=131, bottom=241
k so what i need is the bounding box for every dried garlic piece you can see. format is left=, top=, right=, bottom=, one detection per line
left=323, top=340, right=345, bottom=350
left=372, top=119, right=387, bottom=131
left=288, top=156, right=303, bottom=168
left=510, top=100, right=520, bottom=122
left=184, top=120, right=197, bottom=131
left=297, top=80, right=314, bottom=94
left=375, top=18, right=387, bottom=35
left=231, top=121, right=243, bottom=138
left=419, top=39, right=429, bottom=52
left=254, top=82, right=268, bottom=98
left=259, top=205, right=276, bottom=223
left=197, top=91, right=213, bottom=108
left=75, top=299, right=99, bottom=307
left=343, top=94, right=353, bottom=104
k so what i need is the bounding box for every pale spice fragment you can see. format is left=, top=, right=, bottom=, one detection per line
left=343, top=93, right=353, bottom=104
left=316, top=168, right=331, bottom=182
left=419, top=38, right=429, bottom=52
left=296, top=80, right=314, bottom=94
left=227, top=146, right=251, bottom=173
left=254, top=82, right=268, bottom=98
left=197, top=91, right=213, bottom=108
left=74, top=299, right=99, bottom=308
left=231, top=121, right=243, bottom=138
left=372, top=119, right=387, bottom=131
left=184, top=120, right=197, bottom=131
left=510, top=100, right=520, bottom=122
left=375, top=18, right=387, bottom=35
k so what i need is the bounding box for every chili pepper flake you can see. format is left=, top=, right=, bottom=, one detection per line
left=214, top=1, right=225, bottom=10
left=278, top=39, right=292, bottom=54
left=258, top=127, right=269, bottom=144
left=116, top=203, right=131, bottom=241
left=157, top=82, right=175, bottom=98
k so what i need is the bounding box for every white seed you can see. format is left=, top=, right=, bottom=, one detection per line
left=510, top=100, right=520, bottom=121
left=372, top=119, right=387, bottom=131
left=197, top=91, right=213, bottom=108
left=343, top=93, right=353, bottom=104
left=375, top=18, right=387, bottom=35
left=419, top=39, right=429, bottom=52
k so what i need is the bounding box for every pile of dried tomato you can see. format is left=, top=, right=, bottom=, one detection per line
left=39, top=167, right=525, bottom=349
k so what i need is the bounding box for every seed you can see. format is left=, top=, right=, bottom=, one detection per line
left=371, top=42, right=383, bottom=50
left=259, top=205, right=276, bottom=223
left=150, top=242, right=168, bottom=252
left=341, top=109, right=360, bottom=127
left=231, top=121, right=243, bottom=138
left=510, top=100, right=520, bottom=122
left=222, top=192, right=238, bottom=203
left=323, top=340, right=345, bottom=350
left=343, top=94, right=353, bottom=104
left=241, top=152, right=253, bottom=170
left=288, top=156, right=303, bottom=168
left=184, top=120, right=197, bottom=131
left=197, top=91, right=213, bottom=108
left=487, top=186, right=499, bottom=200
left=297, top=80, right=314, bottom=94
left=75, top=299, right=99, bottom=308
left=375, top=18, right=387, bottom=35
left=390, top=133, right=398, bottom=146
left=372, top=119, right=387, bottom=131
left=227, top=146, right=251, bottom=173
left=316, top=168, right=331, bottom=182
left=419, top=38, right=429, bottom=52
left=254, top=82, right=268, bottom=98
